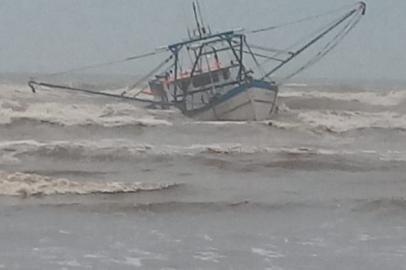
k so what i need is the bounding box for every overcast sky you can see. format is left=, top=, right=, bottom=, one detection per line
left=0, top=0, right=404, bottom=81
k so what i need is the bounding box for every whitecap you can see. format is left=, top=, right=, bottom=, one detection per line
left=83, top=254, right=107, bottom=259
left=252, top=247, right=285, bottom=259
left=194, top=250, right=225, bottom=263
left=298, top=110, right=406, bottom=133
left=123, top=257, right=142, bottom=267
left=56, top=259, right=82, bottom=267
left=1, top=139, right=394, bottom=162
left=280, top=90, right=406, bottom=106
left=0, top=98, right=172, bottom=127
left=0, top=170, right=177, bottom=197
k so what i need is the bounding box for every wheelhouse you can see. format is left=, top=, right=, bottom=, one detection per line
left=148, top=31, right=259, bottom=112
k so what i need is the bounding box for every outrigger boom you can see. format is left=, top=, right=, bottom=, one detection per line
left=28, top=1, right=366, bottom=121
left=27, top=80, right=173, bottom=107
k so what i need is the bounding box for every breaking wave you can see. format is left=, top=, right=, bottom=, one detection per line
left=0, top=170, right=177, bottom=197
left=31, top=200, right=319, bottom=214
left=353, top=198, right=406, bottom=214
left=280, top=89, right=406, bottom=107
left=0, top=140, right=344, bottom=159
left=297, top=110, right=406, bottom=133
left=0, top=140, right=275, bottom=161
left=1, top=84, right=405, bottom=136
left=2, top=140, right=406, bottom=164
left=183, top=109, right=406, bottom=134
left=0, top=99, right=173, bottom=127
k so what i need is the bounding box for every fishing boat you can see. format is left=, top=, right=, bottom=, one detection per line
left=28, top=1, right=366, bottom=121
left=147, top=26, right=280, bottom=121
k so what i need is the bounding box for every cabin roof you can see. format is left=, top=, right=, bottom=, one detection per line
left=168, top=30, right=239, bottom=51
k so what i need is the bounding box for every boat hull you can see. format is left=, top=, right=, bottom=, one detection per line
left=187, top=80, right=278, bottom=121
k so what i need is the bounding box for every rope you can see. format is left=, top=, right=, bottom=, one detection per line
left=243, top=38, right=266, bottom=77
left=259, top=3, right=365, bottom=81
left=276, top=10, right=364, bottom=85
left=40, top=49, right=168, bottom=78
left=249, top=44, right=293, bottom=55
left=123, top=54, right=174, bottom=94
left=260, top=10, right=351, bottom=67
left=131, top=59, right=175, bottom=98
left=29, top=54, right=175, bottom=106
left=248, top=3, right=355, bottom=34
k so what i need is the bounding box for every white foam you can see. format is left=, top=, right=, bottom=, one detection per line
left=0, top=99, right=172, bottom=127
left=190, top=121, right=250, bottom=126
left=0, top=84, right=28, bottom=98
left=203, top=234, right=214, bottom=241
left=298, top=110, right=406, bottom=133
left=0, top=170, right=175, bottom=197
left=379, top=151, right=406, bottom=162
left=299, top=237, right=326, bottom=247
left=83, top=254, right=107, bottom=259
left=280, top=90, right=406, bottom=106
left=251, top=247, right=285, bottom=259
left=0, top=139, right=370, bottom=158
left=284, top=83, right=309, bottom=87
left=194, top=249, right=225, bottom=263
left=184, top=119, right=300, bottom=131
left=123, top=257, right=142, bottom=267
left=56, top=259, right=82, bottom=267
left=3, top=139, right=406, bottom=165
left=0, top=84, right=172, bottom=127
left=356, top=234, right=376, bottom=242
left=265, top=266, right=284, bottom=270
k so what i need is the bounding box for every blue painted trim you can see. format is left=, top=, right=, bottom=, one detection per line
left=186, top=80, right=277, bottom=116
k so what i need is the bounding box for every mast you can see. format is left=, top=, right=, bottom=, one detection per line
left=196, top=1, right=209, bottom=35
left=192, top=2, right=203, bottom=38
left=192, top=1, right=209, bottom=38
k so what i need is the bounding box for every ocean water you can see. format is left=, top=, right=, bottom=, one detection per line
left=1, top=79, right=406, bottom=269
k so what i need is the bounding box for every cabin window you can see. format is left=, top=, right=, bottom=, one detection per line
left=223, top=69, right=230, bottom=80
left=179, top=78, right=191, bottom=90
left=192, top=72, right=219, bottom=88
left=212, top=72, right=219, bottom=82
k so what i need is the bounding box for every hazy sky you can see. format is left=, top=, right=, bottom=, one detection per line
left=0, top=0, right=404, bottom=81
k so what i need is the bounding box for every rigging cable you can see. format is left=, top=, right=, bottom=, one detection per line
left=277, top=12, right=363, bottom=85
left=260, top=9, right=352, bottom=67
left=243, top=38, right=266, bottom=77
left=249, top=44, right=293, bottom=56
left=123, top=54, right=174, bottom=94
left=28, top=54, right=175, bottom=106
left=260, top=2, right=366, bottom=81
left=132, top=62, right=175, bottom=98
left=40, top=49, right=169, bottom=78
left=247, top=3, right=355, bottom=34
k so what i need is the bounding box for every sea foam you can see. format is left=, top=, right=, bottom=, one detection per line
left=0, top=170, right=176, bottom=197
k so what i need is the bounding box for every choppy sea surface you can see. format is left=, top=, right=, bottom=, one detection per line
left=1, top=78, right=406, bottom=269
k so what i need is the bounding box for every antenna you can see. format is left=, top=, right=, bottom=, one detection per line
left=196, top=0, right=207, bottom=35
left=192, top=2, right=202, bottom=38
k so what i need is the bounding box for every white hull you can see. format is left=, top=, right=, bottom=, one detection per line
left=193, top=86, right=277, bottom=121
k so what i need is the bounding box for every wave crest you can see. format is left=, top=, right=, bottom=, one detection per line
left=2, top=140, right=406, bottom=163
left=298, top=110, right=406, bottom=133
left=280, top=90, right=406, bottom=106
left=0, top=171, right=177, bottom=197
left=353, top=198, right=406, bottom=214
left=0, top=99, right=172, bottom=127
